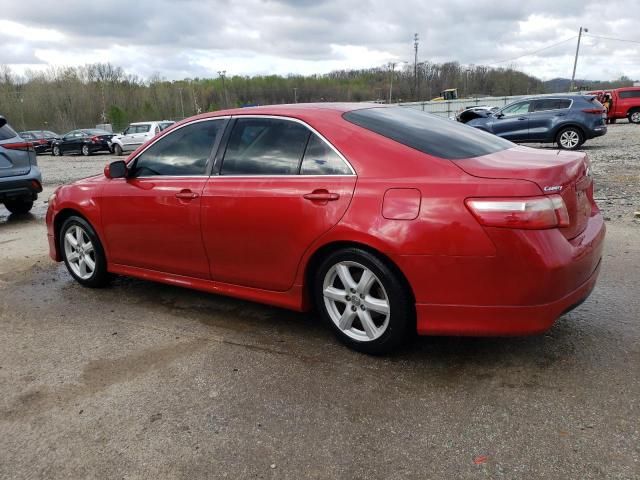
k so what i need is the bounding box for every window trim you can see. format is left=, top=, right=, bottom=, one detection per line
left=213, top=114, right=356, bottom=177
left=127, top=117, right=231, bottom=179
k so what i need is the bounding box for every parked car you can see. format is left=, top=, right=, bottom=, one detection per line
left=588, top=87, right=640, bottom=124
left=0, top=116, right=42, bottom=214
left=456, top=105, right=500, bottom=123
left=468, top=95, right=607, bottom=149
left=51, top=129, right=114, bottom=156
left=110, top=120, right=175, bottom=155
left=18, top=130, right=60, bottom=154
left=46, top=104, right=604, bottom=354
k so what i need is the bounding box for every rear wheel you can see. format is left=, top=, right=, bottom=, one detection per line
left=629, top=110, right=640, bottom=124
left=4, top=198, right=33, bottom=214
left=556, top=127, right=584, bottom=150
left=60, top=216, right=109, bottom=287
left=314, top=248, right=413, bottom=354
left=81, top=144, right=91, bottom=156
left=114, top=144, right=123, bottom=156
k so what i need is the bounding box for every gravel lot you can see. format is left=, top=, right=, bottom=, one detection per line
left=1, top=124, right=639, bottom=479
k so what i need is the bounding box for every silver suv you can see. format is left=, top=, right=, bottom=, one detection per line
left=0, top=116, right=42, bottom=214
left=110, top=120, right=174, bottom=155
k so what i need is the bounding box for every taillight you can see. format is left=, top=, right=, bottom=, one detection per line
left=582, top=108, right=605, bottom=114
left=466, top=195, right=570, bottom=229
left=90, top=136, right=100, bottom=143
left=2, top=142, right=35, bottom=152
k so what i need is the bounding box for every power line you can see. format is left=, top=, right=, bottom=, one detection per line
left=484, top=36, right=578, bottom=66
left=583, top=33, right=640, bottom=45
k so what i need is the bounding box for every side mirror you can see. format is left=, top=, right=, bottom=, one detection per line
left=0, top=116, right=6, bottom=128
left=495, top=113, right=504, bottom=119
left=104, top=160, right=128, bottom=179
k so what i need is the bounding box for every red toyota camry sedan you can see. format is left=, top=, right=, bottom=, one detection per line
left=46, top=104, right=605, bottom=354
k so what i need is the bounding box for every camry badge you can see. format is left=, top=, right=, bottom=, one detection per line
left=543, top=185, right=563, bottom=192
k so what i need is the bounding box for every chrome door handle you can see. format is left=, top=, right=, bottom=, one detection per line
left=303, top=190, right=340, bottom=202
left=175, top=190, right=199, bottom=200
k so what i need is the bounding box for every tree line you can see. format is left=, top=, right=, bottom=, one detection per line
left=0, top=62, right=633, bottom=134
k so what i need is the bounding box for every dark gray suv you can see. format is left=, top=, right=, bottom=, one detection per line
left=0, top=116, right=42, bottom=214
left=467, top=95, right=607, bottom=150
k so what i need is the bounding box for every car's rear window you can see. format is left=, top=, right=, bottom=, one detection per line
left=0, top=123, right=18, bottom=141
left=343, top=107, right=513, bottom=160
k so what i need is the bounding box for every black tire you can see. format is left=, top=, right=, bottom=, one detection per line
left=556, top=126, right=584, bottom=150
left=314, top=248, right=414, bottom=355
left=629, top=110, right=640, bottom=124
left=114, top=144, right=123, bottom=156
left=81, top=144, right=91, bottom=156
left=4, top=199, right=33, bottom=214
left=52, top=145, right=61, bottom=156
left=59, top=216, right=110, bottom=288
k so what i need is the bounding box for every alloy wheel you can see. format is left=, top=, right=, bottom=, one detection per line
left=322, top=261, right=390, bottom=342
left=63, top=225, right=96, bottom=280
left=53, top=146, right=60, bottom=156
left=631, top=111, right=640, bottom=124
left=559, top=130, right=580, bottom=149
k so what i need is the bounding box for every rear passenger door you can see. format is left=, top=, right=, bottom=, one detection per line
left=201, top=116, right=357, bottom=291
left=529, top=98, right=571, bottom=141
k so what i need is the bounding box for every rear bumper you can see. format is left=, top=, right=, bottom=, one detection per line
left=396, top=212, right=605, bottom=336
left=0, top=167, right=43, bottom=201
left=587, top=126, right=607, bottom=139
left=415, top=259, right=600, bottom=336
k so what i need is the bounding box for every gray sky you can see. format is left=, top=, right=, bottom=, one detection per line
left=2, top=0, right=639, bottom=81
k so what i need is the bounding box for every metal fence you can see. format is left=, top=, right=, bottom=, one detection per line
left=398, top=92, right=574, bottom=118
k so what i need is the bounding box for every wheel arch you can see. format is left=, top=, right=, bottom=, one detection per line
left=53, top=208, right=106, bottom=263
left=554, top=123, right=586, bottom=142
left=302, top=240, right=416, bottom=311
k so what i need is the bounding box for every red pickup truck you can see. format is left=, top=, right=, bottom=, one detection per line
left=590, top=87, right=640, bottom=124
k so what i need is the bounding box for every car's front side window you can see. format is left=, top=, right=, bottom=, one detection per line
left=501, top=102, right=531, bottom=116
left=130, top=119, right=224, bottom=177
left=220, top=118, right=311, bottom=175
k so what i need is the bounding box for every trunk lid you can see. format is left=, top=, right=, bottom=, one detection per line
left=455, top=146, right=593, bottom=239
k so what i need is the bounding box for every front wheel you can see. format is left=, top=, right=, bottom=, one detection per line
left=114, top=143, right=123, bottom=156
left=60, top=216, right=110, bottom=287
left=629, top=110, right=640, bottom=124
left=314, top=248, right=413, bottom=354
left=556, top=127, right=584, bottom=150
left=81, top=145, right=91, bottom=156
left=52, top=145, right=61, bottom=156
left=4, top=198, right=33, bottom=214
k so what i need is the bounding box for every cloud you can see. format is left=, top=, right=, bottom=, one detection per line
left=1, top=0, right=639, bottom=81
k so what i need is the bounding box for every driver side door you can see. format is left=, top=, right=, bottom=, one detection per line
left=100, top=118, right=227, bottom=279
left=492, top=101, right=531, bottom=141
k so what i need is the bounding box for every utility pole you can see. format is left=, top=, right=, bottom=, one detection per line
left=570, top=26, right=588, bottom=92
left=218, top=70, right=229, bottom=108
left=413, top=33, right=419, bottom=99
left=388, top=62, right=397, bottom=104
left=293, top=87, right=298, bottom=103
left=178, top=87, right=185, bottom=119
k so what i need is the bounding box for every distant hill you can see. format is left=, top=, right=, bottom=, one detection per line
left=544, top=77, right=635, bottom=93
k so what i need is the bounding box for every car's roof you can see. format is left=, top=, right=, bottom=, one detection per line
left=179, top=102, right=383, bottom=124
left=131, top=120, right=175, bottom=125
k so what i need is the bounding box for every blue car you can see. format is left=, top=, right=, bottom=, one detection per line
left=0, top=116, right=42, bottom=214
left=467, top=95, right=607, bottom=150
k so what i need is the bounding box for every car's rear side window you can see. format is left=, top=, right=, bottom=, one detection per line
left=221, top=118, right=311, bottom=175
left=343, top=107, right=513, bottom=160
left=0, top=124, right=18, bottom=141
left=533, top=99, right=572, bottom=111
left=619, top=90, right=640, bottom=99
left=300, top=134, right=352, bottom=175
